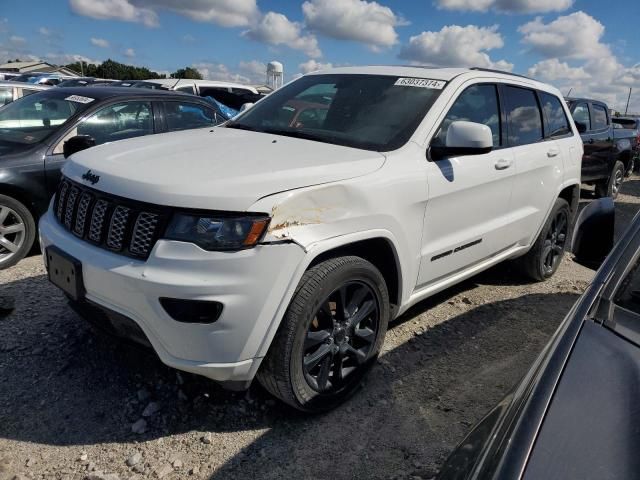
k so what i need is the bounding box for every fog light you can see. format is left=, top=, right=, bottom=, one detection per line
left=160, top=298, right=223, bottom=324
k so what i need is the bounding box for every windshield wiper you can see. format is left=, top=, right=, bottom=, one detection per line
left=259, top=127, right=332, bottom=143
left=225, top=123, right=257, bottom=131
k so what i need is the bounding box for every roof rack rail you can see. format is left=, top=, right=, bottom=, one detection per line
left=469, top=67, right=534, bottom=81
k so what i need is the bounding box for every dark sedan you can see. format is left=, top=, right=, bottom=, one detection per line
left=0, top=87, right=227, bottom=268
left=437, top=198, right=640, bottom=479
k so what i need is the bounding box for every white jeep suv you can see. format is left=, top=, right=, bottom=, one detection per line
left=39, top=66, right=583, bottom=412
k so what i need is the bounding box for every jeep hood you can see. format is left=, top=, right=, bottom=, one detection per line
left=63, top=127, right=386, bottom=211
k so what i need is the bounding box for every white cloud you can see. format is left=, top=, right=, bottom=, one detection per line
left=69, top=0, right=159, bottom=27
left=299, top=59, right=333, bottom=74
left=243, top=11, right=321, bottom=58
left=192, top=62, right=251, bottom=84
left=9, top=35, right=27, bottom=46
left=45, top=52, right=101, bottom=66
left=138, top=0, right=258, bottom=27
left=399, top=24, right=513, bottom=71
left=302, top=0, right=405, bottom=50
left=527, top=58, right=589, bottom=82
left=38, top=27, right=52, bottom=36
left=437, top=0, right=573, bottom=13
left=182, top=34, right=196, bottom=42
left=69, top=0, right=258, bottom=28
left=124, top=48, right=136, bottom=58
left=91, top=37, right=110, bottom=48
left=519, top=12, right=640, bottom=113
left=519, top=11, right=609, bottom=60
left=238, top=60, right=267, bottom=83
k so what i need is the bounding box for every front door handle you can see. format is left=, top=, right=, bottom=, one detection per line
left=547, top=147, right=560, bottom=158
left=494, top=158, right=513, bottom=170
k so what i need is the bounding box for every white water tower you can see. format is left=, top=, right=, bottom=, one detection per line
left=267, top=61, right=284, bottom=90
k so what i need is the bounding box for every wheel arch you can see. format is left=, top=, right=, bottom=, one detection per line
left=558, top=183, right=580, bottom=217
left=307, top=236, right=402, bottom=315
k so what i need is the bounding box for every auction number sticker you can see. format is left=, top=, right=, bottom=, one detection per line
left=394, top=78, right=446, bottom=89
left=65, top=95, right=95, bottom=104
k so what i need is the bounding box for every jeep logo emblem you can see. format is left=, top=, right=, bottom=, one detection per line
left=81, top=169, right=100, bottom=185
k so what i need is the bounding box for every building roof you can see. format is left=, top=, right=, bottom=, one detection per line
left=0, top=61, right=79, bottom=76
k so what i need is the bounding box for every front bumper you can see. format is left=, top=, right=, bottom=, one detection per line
left=39, top=209, right=306, bottom=384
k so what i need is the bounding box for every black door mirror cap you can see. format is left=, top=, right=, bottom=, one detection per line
left=572, top=197, right=615, bottom=270
left=575, top=122, right=588, bottom=134
left=63, top=135, right=96, bottom=159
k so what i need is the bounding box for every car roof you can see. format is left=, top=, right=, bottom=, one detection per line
left=565, top=97, right=608, bottom=107
left=0, top=80, right=50, bottom=89
left=147, top=78, right=258, bottom=91
left=38, top=86, right=206, bottom=100
left=306, top=65, right=559, bottom=92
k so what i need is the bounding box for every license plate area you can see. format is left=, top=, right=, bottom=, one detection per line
left=46, top=246, right=85, bottom=301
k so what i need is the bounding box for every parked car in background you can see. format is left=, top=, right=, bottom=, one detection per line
left=40, top=66, right=582, bottom=412
left=56, top=77, right=115, bottom=88
left=8, top=72, right=70, bottom=85
left=437, top=198, right=640, bottom=480
left=146, top=79, right=263, bottom=110
left=566, top=98, right=633, bottom=198
left=0, top=81, right=49, bottom=106
left=613, top=116, right=640, bottom=174
left=0, top=87, right=228, bottom=268
left=0, top=72, right=20, bottom=81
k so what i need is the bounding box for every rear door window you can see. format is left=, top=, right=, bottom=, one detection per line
left=164, top=101, right=218, bottom=131
left=503, top=86, right=543, bottom=147
left=592, top=104, right=609, bottom=130
left=176, top=85, right=195, bottom=95
left=0, top=87, right=13, bottom=105
left=540, top=92, right=571, bottom=138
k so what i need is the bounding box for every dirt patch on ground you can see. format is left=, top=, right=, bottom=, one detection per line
left=1, top=178, right=639, bottom=480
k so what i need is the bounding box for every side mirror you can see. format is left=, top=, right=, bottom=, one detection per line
left=575, top=122, right=587, bottom=134
left=430, top=121, right=493, bottom=161
left=63, top=135, right=96, bottom=159
left=572, top=197, right=615, bottom=270
left=239, top=102, right=254, bottom=113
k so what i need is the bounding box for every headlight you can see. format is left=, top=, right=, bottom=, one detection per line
left=164, top=213, right=270, bottom=250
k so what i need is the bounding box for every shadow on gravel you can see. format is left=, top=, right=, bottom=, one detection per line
left=0, top=273, right=579, bottom=479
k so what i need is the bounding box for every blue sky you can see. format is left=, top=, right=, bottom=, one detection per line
left=2, top=0, right=639, bottom=110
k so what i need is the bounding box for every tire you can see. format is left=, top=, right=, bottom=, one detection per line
left=519, top=198, right=570, bottom=282
left=595, top=161, right=625, bottom=199
left=257, top=256, right=390, bottom=413
left=0, top=194, right=36, bottom=270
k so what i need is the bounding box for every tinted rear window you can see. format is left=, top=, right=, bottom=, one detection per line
left=504, top=86, right=543, bottom=146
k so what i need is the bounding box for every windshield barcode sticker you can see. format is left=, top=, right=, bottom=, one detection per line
left=65, top=95, right=95, bottom=104
left=394, top=78, right=446, bottom=89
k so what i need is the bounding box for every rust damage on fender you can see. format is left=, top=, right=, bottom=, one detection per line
left=267, top=185, right=357, bottom=240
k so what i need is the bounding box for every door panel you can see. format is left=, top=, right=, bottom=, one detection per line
left=523, top=320, right=640, bottom=480
left=417, top=83, right=515, bottom=287
left=419, top=150, right=516, bottom=285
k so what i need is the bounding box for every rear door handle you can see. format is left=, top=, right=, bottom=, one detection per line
left=494, top=158, right=513, bottom=170
left=547, top=148, right=560, bottom=158
left=588, top=138, right=595, bottom=144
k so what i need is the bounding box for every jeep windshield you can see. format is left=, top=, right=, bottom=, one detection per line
left=226, top=74, right=446, bottom=152
left=0, top=90, right=91, bottom=155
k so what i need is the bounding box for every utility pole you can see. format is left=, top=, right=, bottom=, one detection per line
left=567, top=87, right=573, bottom=97
left=625, top=87, right=632, bottom=115
left=80, top=61, right=84, bottom=76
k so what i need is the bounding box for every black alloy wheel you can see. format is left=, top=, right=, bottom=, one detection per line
left=541, top=208, right=568, bottom=277
left=302, top=281, right=379, bottom=393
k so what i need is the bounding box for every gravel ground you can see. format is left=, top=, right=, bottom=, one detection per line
left=1, top=177, right=640, bottom=480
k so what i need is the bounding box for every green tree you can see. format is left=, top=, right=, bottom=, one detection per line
left=170, top=67, right=203, bottom=80
left=63, top=59, right=167, bottom=80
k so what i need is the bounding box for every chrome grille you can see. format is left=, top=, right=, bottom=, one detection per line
left=54, top=178, right=165, bottom=259
left=73, top=192, right=93, bottom=237
left=106, top=206, right=131, bottom=250
left=130, top=212, right=159, bottom=256
left=64, top=186, right=79, bottom=228
left=88, top=200, right=109, bottom=243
